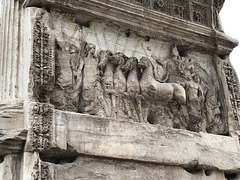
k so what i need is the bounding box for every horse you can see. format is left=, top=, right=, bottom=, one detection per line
left=138, top=56, right=186, bottom=106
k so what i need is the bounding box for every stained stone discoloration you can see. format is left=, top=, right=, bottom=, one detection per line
left=52, top=156, right=227, bottom=180
left=0, top=0, right=240, bottom=179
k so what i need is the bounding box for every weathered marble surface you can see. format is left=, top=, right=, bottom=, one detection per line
left=52, top=156, right=227, bottom=180
left=0, top=129, right=27, bottom=156
left=0, top=155, right=20, bottom=180
left=24, top=0, right=238, bottom=54
left=0, top=0, right=240, bottom=180
left=0, top=101, right=24, bottom=129
left=25, top=8, right=231, bottom=135
left=35, top=110, right=240, bottom=172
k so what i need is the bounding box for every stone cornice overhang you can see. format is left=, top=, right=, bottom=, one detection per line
left=24, top=0, right=238, bottom=55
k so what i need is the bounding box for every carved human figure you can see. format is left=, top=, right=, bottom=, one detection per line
left=52, top=42, right=83, bottom=111
left=122, top=57, right=142, bottom=122
left=69, top=44, right=80, bottom=84
left=206, top=94, right=223, bottom=134
left=186, top=74, right=203, bottom=102
left=108, top=52, right=128, bottom=119
left=183, top=57, right=195, bottom=80
left=185, top=74, right=204, bottom=132
left=80, top=43, right=101, bottom=114
left=97, top=50, right=114, bottom=117
left=162, top=44, right=187, bottom=84
left=170, top=45, right=185, bottom=76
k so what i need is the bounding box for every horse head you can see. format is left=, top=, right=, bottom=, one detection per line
left=109, top=52, right=127, bottom=66
left=138, top=57, right=151, bottom=69
left=98, top=50, right=113, bottom=75
left=122, top=57, right=138, bottom=73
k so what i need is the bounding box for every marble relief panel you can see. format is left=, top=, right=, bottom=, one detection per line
left=31, top=9, right=227, bottom=135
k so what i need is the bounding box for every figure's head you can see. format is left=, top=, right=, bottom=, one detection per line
left=86, top=43, right=96, bottom=55
left=69, top=44, right=78, bottom=54
left=170, top=44, right=179, bottom=57
left=192, top=74, right=200, bottom=83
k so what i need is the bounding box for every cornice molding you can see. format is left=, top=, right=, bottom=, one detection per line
left=24, top=0, right=238, bottom=53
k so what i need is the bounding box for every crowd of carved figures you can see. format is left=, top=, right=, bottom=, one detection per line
left=50, top=41, right=226, bottom=134
left=31, top=5, right=228, bottom=136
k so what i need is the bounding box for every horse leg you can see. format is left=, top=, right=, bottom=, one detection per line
left=111, top=94, right=117, bottom=119
left=173, top=84, right=186, bottom=106
left=140, top=99, right=150, bottom=123
left=123, top=98, right=133, bottom=120
left=136, top=95, right=144, bottom=123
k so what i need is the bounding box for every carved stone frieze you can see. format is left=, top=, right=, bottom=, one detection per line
left=121, top=0, right=212, bottom=27
left=192, top=2, right=209, bottom=26
left=48, top=17, right=226, bottom=134
left=32, top=9, right=55, bottom=103
left=213, top=0, right=225, bottom=31
left=32, top=159, right=52, bottom=180
left=29, top=103, right=54, bottom=151
left=131, top=0, right=151, bottom=8
left=152, top=0, right=171, bottom=14
left=28, top=9, right=229, bottom=135
left=223, top=62, right=240, bottom=129
left=0, top=0, right=240, bottom=179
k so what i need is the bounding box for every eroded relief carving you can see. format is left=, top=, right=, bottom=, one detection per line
left=157, top=45, right=226, bottom=133
left=33, top=9, right=54, bottom=103
left=121, top=0, right=212, bottom=27
left=32, top=159, right=52, bottom=180
left=29, top=103, right=53, bottom=151
left=30, top=10, right=227, bottom=135
left=51, top=10, right=84, bottom=112
left=47, top=21, right=226, bottom=134
left=213, top=0, right=225, bottom=32
left=192, top=2, right=208, bottom=26
left=223, top=62, right=240, bottom=128
left=153, top=0, right=171, bottom=14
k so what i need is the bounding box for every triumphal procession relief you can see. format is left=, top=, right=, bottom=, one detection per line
left=1, top=0, right=240, bottom=179
left=30, top=8, right=227, bottom=135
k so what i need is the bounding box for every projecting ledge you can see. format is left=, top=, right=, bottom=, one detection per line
left=23, top=0, right=238, bottom=54
left=46, top=110, right=240, bottom=172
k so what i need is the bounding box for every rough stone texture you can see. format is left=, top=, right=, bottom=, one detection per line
left=0, top=0, right=240, bottom=179
left=48, top=110, right=240, bottom=172
left=50, top=156, right=227, bottom=180
left=0, top=155, right=21, bottom=180
left=22, top=7, right=233, bottom=135
left=0, top=101, right=24, bottom=129
left=0, top=129, right=27, bottom=156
